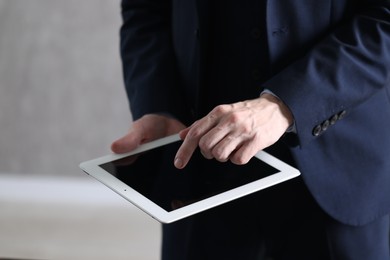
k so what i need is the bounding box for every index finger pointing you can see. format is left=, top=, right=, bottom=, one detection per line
left=174, top=112, right=220, bottom=169
left=174, top=133, right=199, bottom=169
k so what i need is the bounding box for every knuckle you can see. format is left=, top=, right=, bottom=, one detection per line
left=212, top=147, right=228, bottom=161
left=187, top=128, right=202, bottom=139
left=199, top=137, right=211, bottom=151
left=229, top=111, right=240, bottom=121
left=213, top=104, right=229, bottom=114
left=228, top=111, right=242, bottom=124
left=230, top=154, right=250, bottom=165
left=241, top=124, right=252, bottom=134
left=215, top=157, right=228, bottom=163
left=233, top=119, right=252, bottom=134
left=200, top=149, right=213, bottom=159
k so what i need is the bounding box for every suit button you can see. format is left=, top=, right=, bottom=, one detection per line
left=321, top=120, right=330, bottom=131
left=329, top=114, right=338, bottom=125
left=251, top=27, right=261, bottom=39
left=338, top=110, right=347, bottom=120
left=313, top=125, right=322, bottom=136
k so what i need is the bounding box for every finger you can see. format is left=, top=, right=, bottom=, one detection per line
left=174, top=135, right=199, bottom=169
left=198, top=126, right=230, bottom=160
left=175, top=112, right=220, bottom=168
left=174, top=121, right=209, bottom=168
left=229, top=140, right=257, bottom=165
left=178, top=127, right=191, bottom=140
left=200, top=149, right=214, bottom=160
left=211, top=134, right=243, bottom=162
left=111, top=131, right=142, bottom=154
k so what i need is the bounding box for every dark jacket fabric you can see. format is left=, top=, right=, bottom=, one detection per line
left=120, top=0, right=390, bottom=226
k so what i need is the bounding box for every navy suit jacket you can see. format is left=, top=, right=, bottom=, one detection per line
left=120, top=0, right=390, bottom=226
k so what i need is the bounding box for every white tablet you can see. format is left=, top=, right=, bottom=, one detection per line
left=79, top=134, right=300, bottom=223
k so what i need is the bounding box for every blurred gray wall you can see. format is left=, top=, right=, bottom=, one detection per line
left=0, top=0, right=131, bottom=177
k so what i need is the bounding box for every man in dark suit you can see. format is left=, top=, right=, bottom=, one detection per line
left=112, top=0, right=390, bottom=259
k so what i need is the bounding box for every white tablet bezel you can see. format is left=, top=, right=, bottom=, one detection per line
left=79, top=134, right=300, bottom=223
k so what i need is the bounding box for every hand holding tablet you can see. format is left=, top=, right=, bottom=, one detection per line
left=79, top=134, right=300, bottom=223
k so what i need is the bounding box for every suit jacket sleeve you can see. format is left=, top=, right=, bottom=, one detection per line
left=120, top=0, right=188, bottom=122
left=263, top=0, right=390, bottom=147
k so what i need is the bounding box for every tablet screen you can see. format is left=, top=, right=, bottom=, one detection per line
left=99, top=140, right=279, bottom=212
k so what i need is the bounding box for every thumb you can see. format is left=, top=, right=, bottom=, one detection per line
left=111, top=130, right=142, bottom=154
left=179, top=127, right=191, bottom=140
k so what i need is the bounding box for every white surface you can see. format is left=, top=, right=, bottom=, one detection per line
left=81, top=136, right=300, bottom=223
left=0, top=174, right=161, bottom=260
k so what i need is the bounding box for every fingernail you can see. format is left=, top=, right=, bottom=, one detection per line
left=174, top=158, right=183, bottom=169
